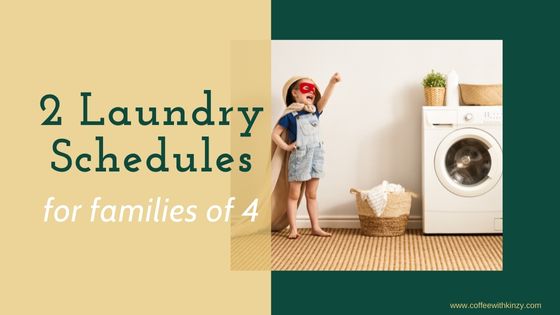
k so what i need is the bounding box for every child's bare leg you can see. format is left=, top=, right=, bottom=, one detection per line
left=305, top=178, right=332, bottom=237
left=287, top=181, right=302, bottom=239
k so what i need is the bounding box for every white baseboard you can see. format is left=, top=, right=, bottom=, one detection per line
left=296, top=215, right=422, bottom=229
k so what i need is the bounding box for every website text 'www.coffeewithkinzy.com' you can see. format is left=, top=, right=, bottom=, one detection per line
left=449, top=301, right=542, bottom=311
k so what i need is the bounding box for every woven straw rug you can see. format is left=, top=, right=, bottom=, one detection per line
left=272, top=229, right=502, bottom=271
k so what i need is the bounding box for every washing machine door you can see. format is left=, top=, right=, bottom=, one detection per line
left=434, top=128, right=502, bottom=197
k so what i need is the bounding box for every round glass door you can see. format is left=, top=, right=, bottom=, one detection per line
left=435, top=128, right=502, bottom=197
left=445, top=138, right=492, bottom=186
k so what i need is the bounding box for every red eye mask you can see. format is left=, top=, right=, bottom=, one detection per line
left=299, top=82, right=316, bottom=94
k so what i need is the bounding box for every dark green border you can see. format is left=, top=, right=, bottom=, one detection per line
left=272, top=0, right=556, bottom=314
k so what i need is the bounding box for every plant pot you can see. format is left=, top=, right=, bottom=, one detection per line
left=424, top=87, right=446, bottom=106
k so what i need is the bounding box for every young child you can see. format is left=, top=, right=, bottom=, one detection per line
left=272, top=73, right=341, bottom=239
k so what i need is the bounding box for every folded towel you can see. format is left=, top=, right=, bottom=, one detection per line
left=361, top=180, right=405, bottom=217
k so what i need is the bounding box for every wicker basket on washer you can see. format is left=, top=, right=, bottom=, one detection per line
left=350, top=188, right=418, bottom=237
left=460, top=84, right=503, bottom=105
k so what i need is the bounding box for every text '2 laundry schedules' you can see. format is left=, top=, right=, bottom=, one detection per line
left=39, top=90, right=264, bottom=173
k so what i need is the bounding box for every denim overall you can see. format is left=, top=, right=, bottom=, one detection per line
left=288, top=112, right=325, bottom=182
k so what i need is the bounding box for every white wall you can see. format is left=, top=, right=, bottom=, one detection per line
left=272, top=40, right=502, bottom=227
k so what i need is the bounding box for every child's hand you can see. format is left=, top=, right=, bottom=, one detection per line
left=330, top=72, right=341, bottom=84
left=284, top=143, right=297, bottom=152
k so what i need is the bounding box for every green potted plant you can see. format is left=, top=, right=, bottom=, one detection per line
left=422, top=70, right=446, bottom=106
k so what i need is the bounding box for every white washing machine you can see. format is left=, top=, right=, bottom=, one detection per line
left=422, top=106, right=502, bottom=234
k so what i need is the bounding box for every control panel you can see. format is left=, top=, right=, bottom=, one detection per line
left=458, top=107, right=502, bottom=125
left=484, top=110, right=502, bottom=123
left=424, top=106, right=502, bottom=127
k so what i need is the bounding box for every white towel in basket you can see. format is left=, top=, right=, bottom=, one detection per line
left=361, top=180, right=405, bottom=217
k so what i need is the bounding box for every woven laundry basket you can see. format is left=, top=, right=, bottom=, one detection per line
left=350, top=188, right=418, bottom=237
left=460, top=84, right=503, bottom=105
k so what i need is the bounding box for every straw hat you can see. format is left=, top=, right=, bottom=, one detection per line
left=282, top=76, right=322, bottom=106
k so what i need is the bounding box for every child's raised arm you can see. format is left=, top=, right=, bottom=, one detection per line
left=317, top=72, right=341, bottom=112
